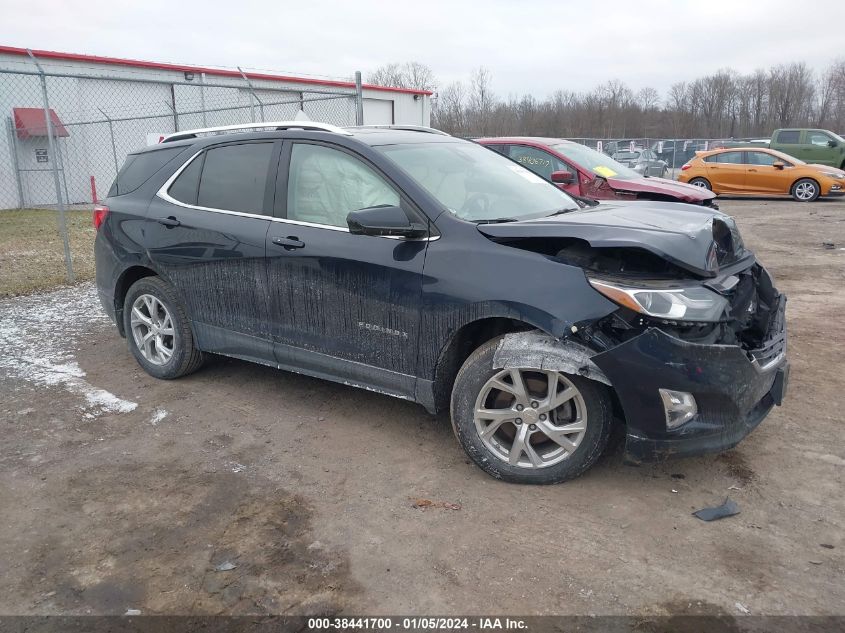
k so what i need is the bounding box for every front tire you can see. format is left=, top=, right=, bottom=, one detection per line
left=123, top=276, right=204, bottom=379
left=450, top=336, right=613, bottom=484
left=689, top=177, right=711, bottom=190
left=791, top=178, right=820, bottom=202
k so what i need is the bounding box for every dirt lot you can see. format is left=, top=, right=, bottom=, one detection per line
left=0, top=198, right=843, bottom=618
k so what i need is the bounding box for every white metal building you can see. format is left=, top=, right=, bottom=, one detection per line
left=0, top=46, right=431, bottom=208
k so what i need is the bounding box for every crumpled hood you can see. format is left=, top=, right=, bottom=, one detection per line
left=606, top=175, right=717, bottom=201
left=477, top=200, right=749, bottom=277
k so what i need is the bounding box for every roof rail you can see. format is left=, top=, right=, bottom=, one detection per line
left=352, top=124, right=450, bottom=136
left=160, top=121, right=353, bottom=143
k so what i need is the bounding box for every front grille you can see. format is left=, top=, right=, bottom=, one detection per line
left=749, top=294, right=786, bottom=370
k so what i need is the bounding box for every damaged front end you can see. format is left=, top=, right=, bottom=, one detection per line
left=482, top=205, right=789, bottom=463
left=579, top=262, right=788, bottom=462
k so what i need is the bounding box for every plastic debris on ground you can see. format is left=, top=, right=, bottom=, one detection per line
left=692, top=497, right=740, bottom=521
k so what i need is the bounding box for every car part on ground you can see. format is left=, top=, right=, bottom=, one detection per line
left=475, top=137, right=718, bottom=208
left=678, top=147, right=845, bottom=201
left=94, top=123, right=788, bottom=484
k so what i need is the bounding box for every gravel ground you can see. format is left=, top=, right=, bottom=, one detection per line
left=0, top=198, right=843, bottom=618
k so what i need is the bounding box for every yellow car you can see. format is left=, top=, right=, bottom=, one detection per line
left=678, top=147, right=845, bottom=202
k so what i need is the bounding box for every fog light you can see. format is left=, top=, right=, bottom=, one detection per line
left=659, top=389, right=698, bottom=429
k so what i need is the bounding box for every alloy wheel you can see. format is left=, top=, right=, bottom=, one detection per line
left=130, top=294, right=175, bottom=365
left=473, top=368, right=587, bottom=469
left=794, top=181, right=817, bottom=201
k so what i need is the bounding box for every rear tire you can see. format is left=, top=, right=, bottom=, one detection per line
left=689, top=177, right=711, bottom=190
left=450, top=336, right=613, bottom=485
left=123, top=276, right=204, bottom=379
left=791, top=178, right=820, bottom=202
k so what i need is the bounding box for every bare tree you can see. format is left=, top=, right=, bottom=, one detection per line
left=367, top=62, right=436, bottom=91
left=468, top=67, right=495, bottom=135
left=386, top=57, right=843, bottom=140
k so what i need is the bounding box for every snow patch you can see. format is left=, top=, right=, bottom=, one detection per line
left=0, top=283, right=138, bottom=418
left=149, top=408, right=168, bottom=425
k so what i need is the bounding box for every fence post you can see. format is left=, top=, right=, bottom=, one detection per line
left=6, top=117, right=25, bottom=208
left=238, top=67, right=262, bottom=122
left=97, top=108, right=120, bottom=177
left=27, top=49, right=74, bottom=283
left=169, top=85, right=179, bottom=132
left=354, top=71, right=364, bottom=125
left=200, top=72, right=208, bottom=127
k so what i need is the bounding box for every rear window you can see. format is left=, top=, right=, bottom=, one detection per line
left=775, top=130, right=800, bottom=144
left=705, top=151, right=744, bottom=164
left=196, top=143, right=274, bottom=214
left=107, top=146, right=185, bottom=197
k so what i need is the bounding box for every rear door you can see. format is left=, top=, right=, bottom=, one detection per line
left=145, top=140, right=281, bottom=362
left=265, top=140, right=428, bottom=399
left=703, top=151, right=746, bottom=192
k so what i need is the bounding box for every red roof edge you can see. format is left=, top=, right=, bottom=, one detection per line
left=0, top=45, right=434, bottom=96
left=13, top=107, right=69, bottom=139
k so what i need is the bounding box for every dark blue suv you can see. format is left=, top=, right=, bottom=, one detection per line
left=94, top=122, right=789, bottom=484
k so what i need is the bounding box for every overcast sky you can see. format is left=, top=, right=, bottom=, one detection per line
left=2, top=0, right=843, bottom=98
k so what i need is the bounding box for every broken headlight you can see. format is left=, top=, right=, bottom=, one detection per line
left=589, top=278, right=729, bottom=322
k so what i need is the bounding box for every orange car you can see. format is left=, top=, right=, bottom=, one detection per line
left=678, top=147, right=845, bottom=202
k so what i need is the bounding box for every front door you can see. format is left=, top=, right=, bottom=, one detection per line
left=744, top=151, right=793, bottom=194
left=505, top=144, right=579, bottom=195
left=145, top=140, right=280, bottom=362
left=265, top=141, right=428, bottom=398
left=803, top=130, right=837, bottom=166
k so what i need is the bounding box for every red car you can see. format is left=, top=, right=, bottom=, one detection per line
left=476, top=137, right=718, bottom=207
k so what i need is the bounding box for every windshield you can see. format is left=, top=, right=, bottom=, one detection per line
left=378, top=141, right=578, bottom=221
left=552, top=143, right=643, bottom=180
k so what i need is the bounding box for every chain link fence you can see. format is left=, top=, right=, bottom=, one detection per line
left=0, top=53, right=364, bottom=284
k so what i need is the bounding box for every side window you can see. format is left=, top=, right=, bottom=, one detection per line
left=808, top=131, right=832, bottom=146
left=747, top=152, right=777, bottom=166
left=168, top=153, right=204, bottom=205
left=287, top=143, right=400, bottom=228
left=775, top=130, right=800, bottom=144
left=705, top=151, right=744, bottom=164
left=506, top=145, right=566, bottom=179
left=197, top=143, right=274, bottom=214
left=484, top=144, right=507, bottom=155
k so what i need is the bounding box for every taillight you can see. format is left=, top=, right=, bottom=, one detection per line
left=680, top=163, right=691, bottom=171
left=93, top=204, right=110, bottom=230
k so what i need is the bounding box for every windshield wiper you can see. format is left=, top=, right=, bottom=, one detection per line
left=473, top=218, right=518, bottom=224
left=544, top=207, right=579, bottom=217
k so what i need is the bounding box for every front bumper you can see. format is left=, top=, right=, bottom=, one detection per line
left=592, top=300, right=788, bottom=463
left=824, top=183, right=844, bottom=197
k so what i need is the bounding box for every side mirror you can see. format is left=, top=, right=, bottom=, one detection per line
left=772, top=161, right=786, bottom=170
left=550, top=170, right=574, bottom=184
left=828, top=139, right=838, bottom=148
left=347, top=205, right=428, bottom=238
